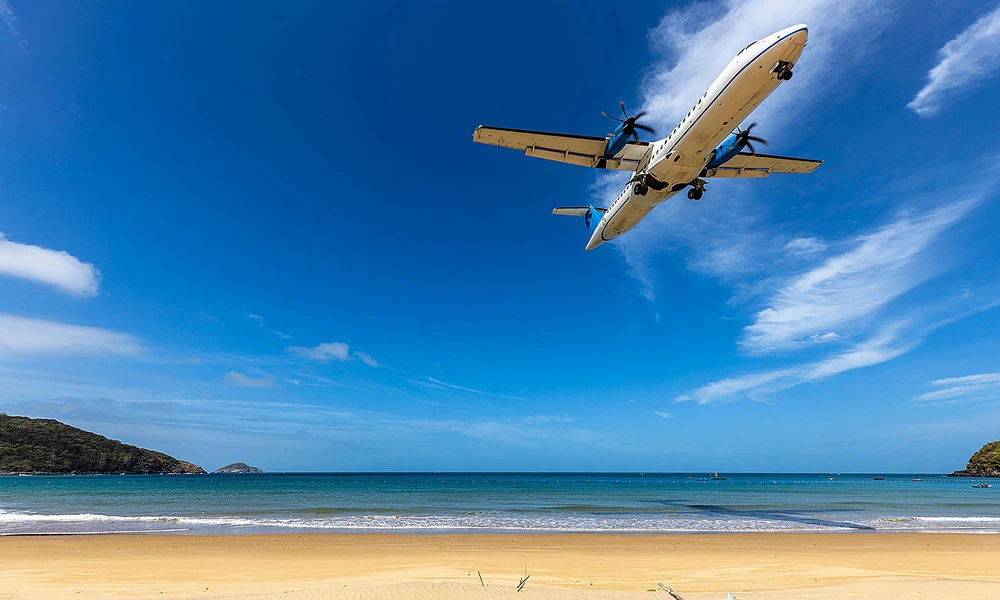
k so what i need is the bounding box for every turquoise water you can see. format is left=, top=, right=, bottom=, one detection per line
left=1, top=473, right=998, bottom=535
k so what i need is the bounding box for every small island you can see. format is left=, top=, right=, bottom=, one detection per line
left=215, top=462, right=264, bottom=473
left=949, top=439, right=1000, bottom=477
left=0, top=414, right=205, bottom=475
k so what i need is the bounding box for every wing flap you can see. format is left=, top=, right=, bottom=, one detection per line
left=704, top=152, right=822, bottom=178
left=473, top=125, right=648, bottom=171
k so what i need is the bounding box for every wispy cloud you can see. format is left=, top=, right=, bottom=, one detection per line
left=355, top=351, right=379, bottom=367
left=0, top=313, right=141, bottom=357
left=914, top=372, right=1000, bottom=402
left=245, top=313, right=292, bottom=339
left=784, top=236, right=827, bottom=257
left=655, top=411, right=674, bottom=419
left=907, top=5, right=1000, bottom=116
left=675, top=171, right=998, bottom=404
left=287, top=341, right=350, bottom=361
left=0, top=0, right=26, bottom=52
left=742, top=199, right=977, bottom=354
left=286, top=341, right=380, bottom=367
left=0, top=233, right=101, bottom=297
left=222, top=371, right=276, bottom=388
left=409, top=376, right=524, bottom=401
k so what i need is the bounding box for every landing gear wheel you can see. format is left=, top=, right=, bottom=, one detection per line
left=634, top=182, right=648, bottom=196
left=687, top=188, right=703, bottom=201
left=780, top=70, right=793, bottom=81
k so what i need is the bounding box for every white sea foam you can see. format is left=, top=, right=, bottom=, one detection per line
left=2, top=509, right=999, bottom=535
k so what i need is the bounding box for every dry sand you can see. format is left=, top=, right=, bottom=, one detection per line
left=1, top=533, right=998, bottom=599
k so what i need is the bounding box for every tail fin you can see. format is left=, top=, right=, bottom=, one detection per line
left=552, top=204, right=606, bottom=230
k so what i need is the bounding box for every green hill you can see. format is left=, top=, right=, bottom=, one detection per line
left=0, top=414, right=205, bottom=475
left=950, top=439, right=1000, bottom=477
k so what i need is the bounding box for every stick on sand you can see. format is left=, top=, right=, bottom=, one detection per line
left=657, top=582, right=686, bottom=600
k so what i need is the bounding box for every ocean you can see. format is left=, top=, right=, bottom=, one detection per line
left=1, top=473, right=998, bottom=535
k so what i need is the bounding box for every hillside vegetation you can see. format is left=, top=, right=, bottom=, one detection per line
left=0, top=414, right=205, bottom=475
left=951, top=439, right=1000, bottom=477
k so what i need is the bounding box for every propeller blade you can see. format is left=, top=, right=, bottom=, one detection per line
left=634, top=123, right=657, bottom=134
left=747, top=135, right=769, bottom=145
left=620, top=100, right=628, bottom=119
left=601, top=110, right=625, bottom=122
left=631, top=131, right=640, bottom=142
left=745, top=122, right=758, bottom=131
left=745, top=141, right=756, bottom=155
left=633, top=110, right=648, bottom=120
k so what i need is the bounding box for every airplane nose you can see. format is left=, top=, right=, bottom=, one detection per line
left=779, top=24, right=808, bottom=45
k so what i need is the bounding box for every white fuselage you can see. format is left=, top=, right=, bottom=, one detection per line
left=586, top=25, right=808, bottom=250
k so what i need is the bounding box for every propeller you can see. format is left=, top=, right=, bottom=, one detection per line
left=602, top=101, right=657, bottom=142
left=735, top=122, right=769, bottom=155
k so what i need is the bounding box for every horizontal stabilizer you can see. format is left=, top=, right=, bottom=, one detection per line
left=552, top=206, right=606, bottom=217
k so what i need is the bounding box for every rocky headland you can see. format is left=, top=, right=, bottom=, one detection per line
left=0, top=414, right=205, bottom=475
left=950, top=439, right=1000, bottom=477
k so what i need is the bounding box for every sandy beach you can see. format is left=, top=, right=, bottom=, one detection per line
left=1, top=533, right=998, bottom=599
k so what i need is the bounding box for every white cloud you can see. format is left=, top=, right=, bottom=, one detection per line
left=933, top=373, right=1000, bottom=387
left=785, top=237, right=828, bottom=256
left=643, top=0, right=883, bottom=132
left=0, top=233, right=101, bottom=297
left=914, top=372, right=1000, bottom=402
left=678, top=322, right=912, bottom=404
left=286, top=341, right=381, bottom=367
left=605, top=0, right=888, bottom=299
left=409, top=376, right=524, bottom=401
left=287, top=342, right=350, bottom=361
left=0, top=313, right=141, bottom=357
left=677, top=368, right=795, bottom=404
left=907, top=6, right=1000, bottom=116
left=0, top=0, right=25, bottom=51
left=245, top=313, right=292, bottom=339
left=655, top=411, right=674, bottom=419
left=355, top=351, right=379, bottom=367
left=742, top=200, right=976, bottom=353
left=223, top=371, right=275, bottom=388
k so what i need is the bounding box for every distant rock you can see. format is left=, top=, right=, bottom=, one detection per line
left=215, top=462, right=263, bottom=474
left=0, top=414, right=206, bottom=475
left=950, top=439, right=1000, bottom=477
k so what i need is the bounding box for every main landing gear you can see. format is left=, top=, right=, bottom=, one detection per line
left=773, top=61, right=793, bottom=81
left=631, top=174, right=668, bottom=197
left=686, top=178, right=706, bottom=201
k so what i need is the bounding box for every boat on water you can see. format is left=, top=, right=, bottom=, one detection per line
left=973, top=483, right=993, bottom=488
left=711, top=472, right=726, bottom=481
left=911, top=478, right=923, bottom=482
left=873, top=477, right=885, bottom=481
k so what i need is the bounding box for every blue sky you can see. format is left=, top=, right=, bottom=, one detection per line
left=2, top=0, right=1000, bottom=472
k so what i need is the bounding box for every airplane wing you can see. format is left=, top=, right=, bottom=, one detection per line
left=473, top=125, right=649, bottom=171
left=703, top=152, right=822, bottom=178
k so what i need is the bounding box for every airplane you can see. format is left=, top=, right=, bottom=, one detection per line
left=473, top=24, right=821, bottom=251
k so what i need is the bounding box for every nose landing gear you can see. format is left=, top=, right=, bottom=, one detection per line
left=773, top=61, right=793, bottom=81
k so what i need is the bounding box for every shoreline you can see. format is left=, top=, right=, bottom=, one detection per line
left=4, top=527, right=1000, bottom=537
left=2, top=532, right=999, bottom=599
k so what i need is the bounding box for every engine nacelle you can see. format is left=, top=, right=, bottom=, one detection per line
left=705, top=132, right=743, bottom=169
